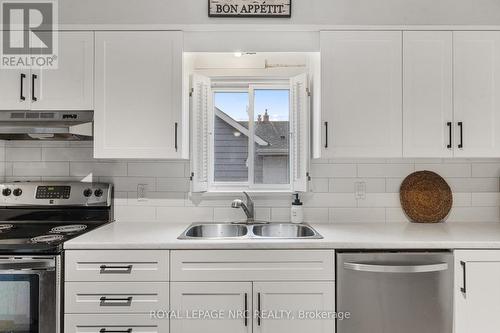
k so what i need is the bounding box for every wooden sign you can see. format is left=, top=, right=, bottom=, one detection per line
left=209, top=0, right=291, bottom=18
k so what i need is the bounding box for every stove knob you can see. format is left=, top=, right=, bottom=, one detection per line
left=83, top=189, right=93, bottom=197
left=2, top=188, right=11, bottom=196
left=13, top=188, right=22, bottom=197
left=94, top=189, right=103, bottom=197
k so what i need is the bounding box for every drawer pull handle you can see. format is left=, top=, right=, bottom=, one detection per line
left=99, top=329, right=132, bottom=333
left=100, top=296, right=133, bottom=307
left=99, top=265, right=133, bottom=274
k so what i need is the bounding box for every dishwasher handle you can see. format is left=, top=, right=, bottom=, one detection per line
left=344, top=262, right=448, bottom=273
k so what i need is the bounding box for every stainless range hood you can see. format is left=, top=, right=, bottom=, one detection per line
left=0, top=111, right=93, bottom=140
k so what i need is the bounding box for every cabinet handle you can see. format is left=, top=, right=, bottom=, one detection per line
left=99, top=265, right=132, bottom=274
left=447, top=122, right=452, bottom=149
left=31, top=74, right=37, bottom=101
left=257, top=292, right=261, bottom=326
left=244, top=293, right=248, bottom=327
left=20, top=73, right=26, bottom=101
left=174, top=122, right=178, bottom=152
left=460, top=261, right=467, bottom=294
left=99, top=296, right=133, bottom=307
left=458, top=122, right=463, bottom=149
left=99, top=329, right=132, bottom=333
left=324, top=121, right=328, bottom=149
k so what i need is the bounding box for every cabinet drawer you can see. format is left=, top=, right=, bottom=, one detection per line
left=64, top=314, right=168, bottom=333
left=171, top=250, right=335, bottom=281
left=65, top=250, right=169, bottom=282
left=65, top=282, right=169, bottom=314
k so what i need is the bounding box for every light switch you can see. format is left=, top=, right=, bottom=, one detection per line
left=355, top=181, right=366, bottom=200
left=137, top=184, right=148, bottom=201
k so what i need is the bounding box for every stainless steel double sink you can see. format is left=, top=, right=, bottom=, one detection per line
left=178, top=223, right=323, bottom=240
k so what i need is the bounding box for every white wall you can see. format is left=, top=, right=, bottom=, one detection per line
left=2, top=141, right=500, bottom=224
left=59, top=0, right=500, bottom=26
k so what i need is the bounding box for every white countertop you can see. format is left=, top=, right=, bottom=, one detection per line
left=64, top=222, right=500, bottom=250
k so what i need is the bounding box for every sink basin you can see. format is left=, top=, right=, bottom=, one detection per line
left=252, top=223, right=322, bottom=239
left=180, top=223, right=248, bottom=239
left=178, top=223, right=322, bottom=240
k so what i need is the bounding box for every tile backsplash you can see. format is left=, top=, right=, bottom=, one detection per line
left=1, top=141, right=500, bottom=223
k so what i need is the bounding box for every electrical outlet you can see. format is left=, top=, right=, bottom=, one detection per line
left=355, top=181, right=366, bottom=200
left=137, top=184, right=148, bottom=202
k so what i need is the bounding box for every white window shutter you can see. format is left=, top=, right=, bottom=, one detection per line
left=290, top=73, right=310, bottom=192
left=190, top=74, right=211, bottom=192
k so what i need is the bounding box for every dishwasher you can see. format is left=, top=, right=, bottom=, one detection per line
left=337, top=251, right=453, bottom=333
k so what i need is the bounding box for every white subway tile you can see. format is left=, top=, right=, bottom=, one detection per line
left=302, top=193, right=356, bottom=208
left=303, top=208, right=329, bottom=223
left=310, top=178, right=329, bottom=193
left=448, top=207, right=500, bottom=222
left=42, top=147, right=93, bottom=161
left=385, top=178, right=403, bottom=193
left=114, top=205, right=156, bottom=222
left=471, top=193, right=500, bottom=207
left=415, top=163, right=471, bottom=178
left=99, top=176, right=156, bottom=192
left=448, top=178, right=499, bottom=193
left=13, top=162, right=69, bottom=176
left=6, top=148, right=41, bottom=161
left=472, top=163, right=500, bottom=178
left=357, top=193, right=400, bottom=208
left=310, top=164, right=356, bottom=178
left=270, top=208, right=291, bottom=222
left=127, top=192, right=186, bottom=207
left=357, top=164, right=414, bottom=178
left=213, top=207, right=270, bottom=223
left=156, top=207, right=214, bottom=223
left=128, top=162, right=185, bottom=177
left=386, top=208, right=410, bottom=223
left=330, top=208, right=386, bottom=223
left=453, top=193, right=472, bottom=207
left=70, top=162, right=127, bottom=177
left=156, top=178, right=190, bottom=192
left=329, top=178, right=385, bottom=193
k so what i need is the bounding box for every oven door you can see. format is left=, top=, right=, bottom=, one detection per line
left=0, top=257, right=59, bottom=333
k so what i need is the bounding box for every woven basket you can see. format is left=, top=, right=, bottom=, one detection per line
left=400, top=171, right=452, bottom=223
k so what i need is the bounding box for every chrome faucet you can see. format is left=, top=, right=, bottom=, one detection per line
left=231, top=192, right=255, bottom=223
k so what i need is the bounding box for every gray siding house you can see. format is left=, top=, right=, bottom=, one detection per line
left=214, top=108, right=289, bottom=184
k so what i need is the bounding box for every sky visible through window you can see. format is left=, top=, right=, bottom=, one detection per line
left=214, top=90, right=289, bottom=121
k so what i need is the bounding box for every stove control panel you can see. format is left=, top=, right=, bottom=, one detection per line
left=36, top=186, right=70, bottom=199
left=0, top=182, right=113, bottom=206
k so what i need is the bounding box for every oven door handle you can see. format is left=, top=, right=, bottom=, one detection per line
left=0, top=260, right=55, bottom=271
left=344, top=262, right=448, bottom=273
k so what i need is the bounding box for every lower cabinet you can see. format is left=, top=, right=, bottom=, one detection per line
left=454, top=250, right=500, bottom=333
left=170, top=282, right=252, bottom=333
left=64, top=314, right=169, bottom=333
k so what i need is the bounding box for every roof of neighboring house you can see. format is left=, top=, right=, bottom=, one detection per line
left=215, top=108, right=289, bottom=156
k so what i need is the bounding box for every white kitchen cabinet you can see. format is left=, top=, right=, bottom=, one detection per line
left=403, top=31, right=453, bottom=157
left=320, top=31, right=402, bottom=158
left=170, top=282, right=252, bottom=333
left=253, top=282, right=335, bottom=333
left=0, top=69, right=30, bottom=109
left=0, top=32, right=93, bottom=111
left=31, top=31, right=94, bottom=110
left=454, top=31, right=500, bottom=157
left=94, top=31, right=183, bottom=159
left=65, top=314, right=169, bottom=333
left=454, top=250, right=500, bottom=333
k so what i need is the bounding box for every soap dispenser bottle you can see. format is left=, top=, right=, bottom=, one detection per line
left=291, top=193, right=304, bottom=224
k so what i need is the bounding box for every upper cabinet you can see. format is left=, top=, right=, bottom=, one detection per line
left=320, top=31, right=402, bottom=158
left=403, top=31, right=453, bottom=158
left=94, top=31, right=183, bottom=159
left=454, top=31, right=500, bottom=158
left=0, top=31, right=93, bottom=111
left=32, top=31, right=94, bottom=110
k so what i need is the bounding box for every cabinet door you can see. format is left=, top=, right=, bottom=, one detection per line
left=31, top=31, right=93, bottom=110
left=94, top=31, right=183, bottom=159
left=454, top=32, right=500, bottom=157
left=403, top=31, right=453, bottom=157
left=170, top=282, right=252, bottom=333
left=320, top=31, right=402, bottom=158
left=253, top=282, right=335, bottom=333
left=455, top=250, right=500, bottom=333
left=0, top=69, right=30, bottom=110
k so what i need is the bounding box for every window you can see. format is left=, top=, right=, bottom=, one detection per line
left=191, top=74, right=309, bottom=193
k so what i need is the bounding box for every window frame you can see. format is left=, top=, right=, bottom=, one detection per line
left=208, top=83, right=293, bottom=192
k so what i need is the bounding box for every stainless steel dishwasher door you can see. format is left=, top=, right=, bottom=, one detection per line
left=337, top=252, right=453, bottom=333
